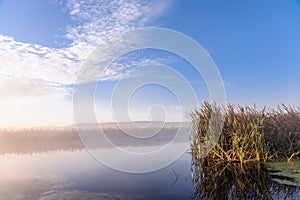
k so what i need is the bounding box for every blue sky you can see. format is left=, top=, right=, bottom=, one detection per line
left=0, top=0, right=300, bottom=127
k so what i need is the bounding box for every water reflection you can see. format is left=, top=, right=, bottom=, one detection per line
left=0, top=146, right=193, bottom=200
left=191, top=158, right=300, bottom=200
left=0, top=125, right=299, bottom=199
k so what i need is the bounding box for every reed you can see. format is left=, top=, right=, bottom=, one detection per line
left=264, top=104, right=300, bottom=161
left=190, top=103, right=300, bottom=199
left=190, top=102, right=267, bottom=168
left=190, top=102, right=300, bottom=165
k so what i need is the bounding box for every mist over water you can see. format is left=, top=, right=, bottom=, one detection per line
left=0, top=123, right=299, bottom=200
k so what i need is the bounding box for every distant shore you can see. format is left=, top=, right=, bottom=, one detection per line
left=0, top=121, right=190, bottom=154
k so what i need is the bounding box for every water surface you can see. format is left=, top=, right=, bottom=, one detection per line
left=0, top=125, right=299, bottom=199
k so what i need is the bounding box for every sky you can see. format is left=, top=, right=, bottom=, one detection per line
left=0, top=0, right=300, bottom=127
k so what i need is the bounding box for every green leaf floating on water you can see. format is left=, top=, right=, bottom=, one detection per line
left=267, top=160, right=300, bottom=187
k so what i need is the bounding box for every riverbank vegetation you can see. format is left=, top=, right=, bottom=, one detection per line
left=190, top=102, right=300, bottom=199
left=190, top=102, right=300, bottom=165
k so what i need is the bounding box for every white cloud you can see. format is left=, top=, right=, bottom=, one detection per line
left=0, top=35, right=80, bottom=85
left=0, top=0, right=174, bottom=127
left=64, top=0, right=170, bottom=45
left=0, top=0, right=173, bottom=93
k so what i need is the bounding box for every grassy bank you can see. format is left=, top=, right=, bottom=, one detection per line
left=190, top=102, right=300, bottom=198
left=190, top=102, right=300, bottom=165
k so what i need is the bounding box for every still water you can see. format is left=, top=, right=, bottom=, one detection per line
left=0, top=145, right=192, bottom=200
left=0, top=126, right=299, bottom=200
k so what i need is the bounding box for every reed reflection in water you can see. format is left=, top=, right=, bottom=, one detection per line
left=191, top=158, right=300, bottom=200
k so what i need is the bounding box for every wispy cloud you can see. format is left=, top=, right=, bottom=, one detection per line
left=64, top=0, right=171, bottom=45
left=0, top=0, right=174, bottom=126
left=0, top=76, right=69, bottom=99
left=0, top=0, right=173, bottom=100
left=0, top=35, right=79, bottom=85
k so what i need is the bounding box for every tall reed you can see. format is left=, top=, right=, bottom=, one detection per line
left=190, top=102, right=268, bottom=167
left=264, top=104, right=300, bottom=160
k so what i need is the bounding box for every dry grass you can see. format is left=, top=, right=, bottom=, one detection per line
left=190, top=103, right=300, bottom=199
left=190, top=102, right=268, bottom=168
left=264, top=104, right=300, bottom=161
left=190, top=102, right=300, bottom=165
